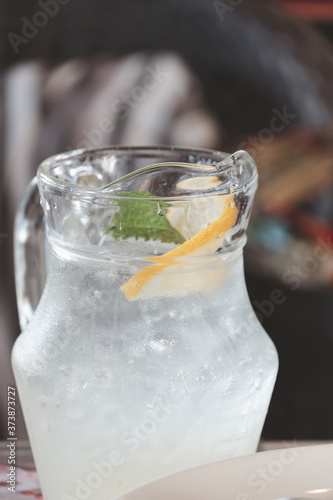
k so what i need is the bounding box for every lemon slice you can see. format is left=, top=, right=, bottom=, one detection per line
left=121, top=196, right=237, bottom=301
left=166, top=175, right=226, bottom=241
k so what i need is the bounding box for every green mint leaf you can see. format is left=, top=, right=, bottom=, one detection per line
left=106, top=191, right=186, bottom=244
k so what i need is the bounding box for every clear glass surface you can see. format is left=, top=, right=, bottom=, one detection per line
left=12, top=146, right=278, bottom=500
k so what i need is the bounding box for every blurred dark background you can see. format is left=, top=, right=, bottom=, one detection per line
left=0, top=0, right=333, bottom=440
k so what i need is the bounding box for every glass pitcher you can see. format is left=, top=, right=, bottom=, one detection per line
left=12, top=146, right=278, bottom=500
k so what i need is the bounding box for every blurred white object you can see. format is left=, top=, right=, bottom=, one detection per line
left=119, top=444, right=333, bottom=500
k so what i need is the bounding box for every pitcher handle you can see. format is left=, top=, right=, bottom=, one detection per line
left=14, top=177, right=47, bottom=330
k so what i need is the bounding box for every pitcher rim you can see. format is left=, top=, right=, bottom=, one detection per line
left=37, top=145, right=258, bottom=201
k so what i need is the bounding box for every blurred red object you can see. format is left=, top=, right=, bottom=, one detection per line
left=280, top=1, right=333, bottom=21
